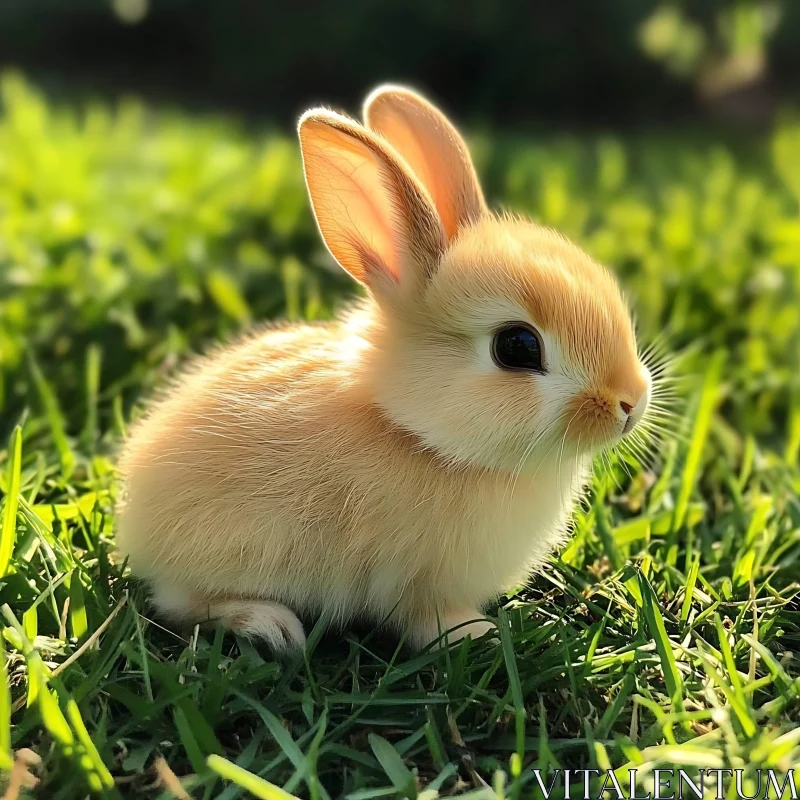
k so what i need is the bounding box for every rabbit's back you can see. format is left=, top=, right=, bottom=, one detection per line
left=116, top=321, right=375, bottom=607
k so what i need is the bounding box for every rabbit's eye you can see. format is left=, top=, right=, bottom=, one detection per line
left=492, top=324, right=545, bottom=372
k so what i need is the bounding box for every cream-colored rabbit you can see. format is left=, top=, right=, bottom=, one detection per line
left=116, top=86, right=651, bottom=652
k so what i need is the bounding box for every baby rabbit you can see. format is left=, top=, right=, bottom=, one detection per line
left=116, top=86, right=651, bottom=652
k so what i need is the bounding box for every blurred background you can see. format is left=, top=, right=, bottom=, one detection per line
left=1, top=0, right=799, bottom=127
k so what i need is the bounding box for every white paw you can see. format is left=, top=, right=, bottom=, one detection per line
left=216, top=601, right=306, bottom=654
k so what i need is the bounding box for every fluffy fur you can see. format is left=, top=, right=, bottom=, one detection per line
left=116, top=86, right=650, bottom=651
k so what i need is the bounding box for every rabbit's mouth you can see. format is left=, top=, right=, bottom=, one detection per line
left=563, top=373, right=651, bottom=451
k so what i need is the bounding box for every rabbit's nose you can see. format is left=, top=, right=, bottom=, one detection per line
left=619, top=383, right=650, bottom=435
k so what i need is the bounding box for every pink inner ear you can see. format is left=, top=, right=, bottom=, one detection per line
left=365, top=92, right=486, bottom=243
left=370, top=107, right=460, bottom=240
left=302, top=121, right=404, bottom=283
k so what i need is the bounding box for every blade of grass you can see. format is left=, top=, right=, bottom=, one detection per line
left=497, top=605, right=526, bottom=789
left=80, top=344, right=101, bottom=450
left=1, top=606, right=78, bottom=758
left=671, top=351, right=723, bottom=535
left=692, top=639, right=756, bottom=738
left=27, top=354, right=74, bottom=479
left=679, top=555, right=700, bottom=624
left=63, top=695, right=116, bottom=790
left=595, top=667, right=636, bottom=739
left=174, top=705, right=207, bottom=775
left=0, top=637, right=12, bottom=771
left=368, top=734, right=416, bottom=799
left=713, top=614, right=745, bottom=695
left=0, top=425, right=22, bottom=578
left=638, top=572, right=684, bottom=714
left=785, top=386, right=800, bottom=465
left=208, top=754, right=300, bottom=800
left=68, top=572, right=88, bottom=641
left=231, top=689, right=311, bottom=787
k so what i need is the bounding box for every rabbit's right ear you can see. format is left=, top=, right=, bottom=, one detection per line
left=298, top=109, right=446, bottom=299
left=363, top=85, right=487, bottom=242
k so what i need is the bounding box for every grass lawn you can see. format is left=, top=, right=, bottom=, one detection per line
left=1, top=73, right=799, bottom=798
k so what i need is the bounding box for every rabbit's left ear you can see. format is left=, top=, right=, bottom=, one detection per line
left=364, top=85, right=487, bottom=242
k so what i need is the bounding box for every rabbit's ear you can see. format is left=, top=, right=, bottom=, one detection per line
left=298, top=109, right=446, bottom=298
left=363, top=85, right=486, bottom=242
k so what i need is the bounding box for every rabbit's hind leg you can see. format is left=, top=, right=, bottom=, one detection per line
left=150, top=582, right=306, bottom=653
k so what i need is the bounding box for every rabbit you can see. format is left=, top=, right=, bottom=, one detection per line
left=115, top=85, right=652, bottom=653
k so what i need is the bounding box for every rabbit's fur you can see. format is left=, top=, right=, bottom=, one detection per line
left=116, top=86, right=651, bottom=651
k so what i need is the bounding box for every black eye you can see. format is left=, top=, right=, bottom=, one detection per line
left=492, top=324, right=545, bottom=372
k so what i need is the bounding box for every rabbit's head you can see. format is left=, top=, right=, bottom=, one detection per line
left=299, top=86, right=650, bottom=470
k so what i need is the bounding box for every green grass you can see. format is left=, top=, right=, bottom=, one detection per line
left=1, top=72, right=799, bottom=798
